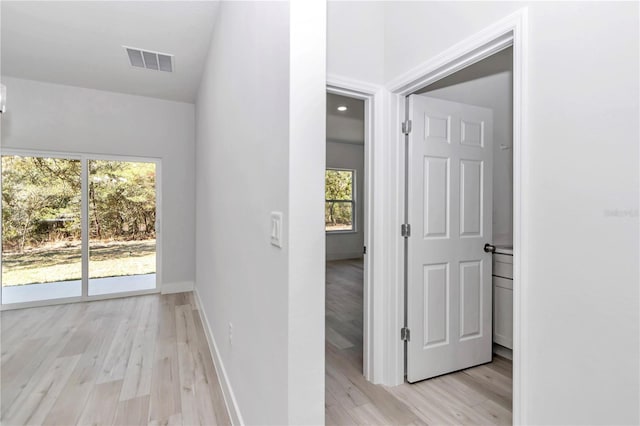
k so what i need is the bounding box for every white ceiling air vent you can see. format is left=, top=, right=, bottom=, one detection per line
left=124, top=46, right=173, bottom=72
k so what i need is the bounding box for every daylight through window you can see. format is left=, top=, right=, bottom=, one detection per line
left=325, top=169, right=355, bottom=232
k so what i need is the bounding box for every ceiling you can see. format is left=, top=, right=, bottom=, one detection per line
left=327, top=93, right=364, bottom=144
left=418, top=47, right=512, bottom=94
left=327, top=93, right=364, bottom=121
left=1, top=1, right=218, bottom=103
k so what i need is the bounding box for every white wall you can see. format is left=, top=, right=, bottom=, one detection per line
left=380, top=2, right=638, bottom=423
left=422, top=67, right=513, bottom=246
left=194, top=1, right=325, bottom=424
left=0, top=76, right=196, bottom=290
left=326, top=1, right=384, bottom=84
left=326, top=141, right=364, bottom=260
left=383, top=2, right=526, bottom=82
left=326, top=115, right=364, bottom=143
left=288, top=1, right=326, bottom=423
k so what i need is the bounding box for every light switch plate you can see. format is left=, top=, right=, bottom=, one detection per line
left=270, top=212, right=283, bottom=248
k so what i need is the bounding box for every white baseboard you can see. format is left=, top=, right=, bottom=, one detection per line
left=326, top=252, right=363, bottom=261
left=493, top=343, right=513, bottom=360
left=193, top=287, right=244, bottom=425
left=161, top=281, right=194, bottom=294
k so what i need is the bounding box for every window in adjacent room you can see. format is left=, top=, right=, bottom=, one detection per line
left=325, top=169, right=355, bottom=232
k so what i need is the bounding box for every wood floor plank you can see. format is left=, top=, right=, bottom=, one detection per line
left=326, top=403, right=358, bottom=426
left=490, top=355, right=513, bottom=379
left=1, top=319, right=80, bottom=419
left=156, top=294, right=178, bottom=341
left=120, top=296, right=159, bottom=401
left=1, top=336, right=50, bottom=402
left=2, top=354, right=82, bottom=426
left=439, top=373, right=489, bottom=407
left=326, top=315, right=361, bottom=347
left=58, top=302, right=107, bottom=357
left=148, top=294, right=182, bottom=425
left=390, top=383, right=458, bottom=425
left=112, top=395, right=150, bottom=426
left=326, top=326, right=355, bottom=350
left=2, top=302, right=94, bottom=420
left=326, top=367, right=370, bottom=409
left=464, top=363, right=512, bottom=396
left=350, top=403, right=391, bottom=425
left=1, top=309, right=41, bottom=362
left=42, top=326, right=107, bottom=425
left=3, top=304, right=67, bottom=349
left=97, top=298, right=144, bottom=385
left=326, top=344, right=419, bottom=425
left=414, top=378, right=497, bottom=424
left=148, top=337, right=182, bottom=424
left=325, top=374, right=358, bottom=410
left=96, top=318, right=136, bottom=385
left=149, top=412, right=183, bottom=426
left=456, top=369, right=512, bottom=410
left=43, top=309, right=123, bottom=426
left=176, top=303, right=217, bottom=426
left=76, top=380, right=122, bottom=426
left=474, top=398, right=512, bottom=425
left=324, top=388, right=340, bottom=409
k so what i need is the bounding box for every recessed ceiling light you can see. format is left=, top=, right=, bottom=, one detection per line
left=337, top=105, right=348, bottom=112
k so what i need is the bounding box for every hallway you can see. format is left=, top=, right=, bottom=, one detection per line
left=325, top=259, right=512, bottom=425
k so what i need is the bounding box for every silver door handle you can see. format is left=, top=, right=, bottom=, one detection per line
left=484, top=243, right=496, bottom=253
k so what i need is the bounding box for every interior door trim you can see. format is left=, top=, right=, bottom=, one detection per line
left=386, top=8, right=528, bottom=423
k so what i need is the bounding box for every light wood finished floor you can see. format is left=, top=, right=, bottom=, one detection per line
left=1, top=292, right=231, bottom=426
left=326, top=259, right=513, bottom=425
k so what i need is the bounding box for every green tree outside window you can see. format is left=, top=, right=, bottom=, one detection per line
left=325, top=169, right=354, bottom=232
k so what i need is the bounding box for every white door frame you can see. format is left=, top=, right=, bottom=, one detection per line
left=326, top=76, right=385, bottom=383
left=384, top=7, right=529, bottom=422
left=0, top=148, right=163, bottom=311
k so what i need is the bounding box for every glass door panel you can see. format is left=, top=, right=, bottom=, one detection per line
left=88, top=160, right=156, bottom=296
left=1, top=155, right=82, bottom=304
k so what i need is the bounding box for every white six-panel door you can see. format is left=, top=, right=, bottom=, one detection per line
left=406, top=95, right=493, bottom=383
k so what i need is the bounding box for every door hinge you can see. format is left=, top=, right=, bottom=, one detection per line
left=363, top=245, right=367, bottom=255
left=401, top=223, right=411, bottom=238
left=401, top=120, right=412, bottom=135
left=401, top=327, right=411, bottom=342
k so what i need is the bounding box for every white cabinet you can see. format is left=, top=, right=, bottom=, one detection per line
left=493, top=252, right=513, bottom=349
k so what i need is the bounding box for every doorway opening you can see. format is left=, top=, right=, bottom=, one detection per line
left=1, top=151, right=160, bottom=308
left=324, top=91, right=368, bottom=419
left=400, top=46, right=514, bottom=419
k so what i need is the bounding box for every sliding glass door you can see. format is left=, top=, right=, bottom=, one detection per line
left=88, top=160, right=156, bottom=296
left=1, top=152, right=159, bottom=307
left=1, top=155, right=82, bottom=303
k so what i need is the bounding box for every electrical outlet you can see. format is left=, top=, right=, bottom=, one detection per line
left=228, top=322, right=233, bottom=345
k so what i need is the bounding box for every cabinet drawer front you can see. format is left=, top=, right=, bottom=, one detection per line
left=493, top=285, right=513, bottom=349
left=493, top=257, right=513, bottom=279
left=493, top=276, right=513, bottom=290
